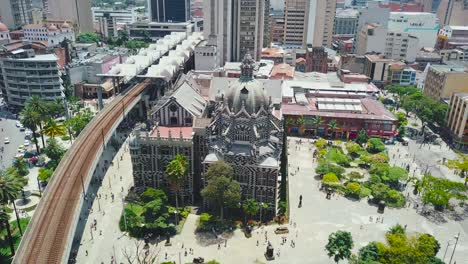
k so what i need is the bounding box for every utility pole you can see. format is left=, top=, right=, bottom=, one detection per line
left=449, top=232, right=460, bottom=264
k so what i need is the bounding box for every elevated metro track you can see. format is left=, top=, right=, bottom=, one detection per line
left=13, top=79, right=150, bottom=264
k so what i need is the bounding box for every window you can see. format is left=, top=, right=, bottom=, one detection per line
left=170, top=117, right=178, bottom=125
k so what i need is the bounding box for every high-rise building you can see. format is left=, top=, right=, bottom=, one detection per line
left=203, top=0, right=265, bottom=63
left=446, top=92, right=468, bottom=150
left=334, top=8, right=360, bottom=36
left=437, top=0, right=468, bottom=27
left=0, top=0, right=32, bottom=28
left=0, top=50, right=64, bottom=109
left=388, top=12, right=439, bottom=49
left=283, top=0, right=337, bottom=48
left=148, top=0, right=191, bottom=22
left=263, top=0, right=271, bottom=48
left=45, top=0, right=93, bottom=32
left=423, top=63, right=468, bottom=100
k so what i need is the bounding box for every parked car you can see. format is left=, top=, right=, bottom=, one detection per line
left=401, top=137, right=409, bottom=146
left=24, top=140, right=30, bottom=146
left=274, top=226, right=289, bottom=234
left=25, top=130, right=32, bottom=139
left=15, top=121, right=21, bottom=127
left=4, top=137, right=10, bottom=144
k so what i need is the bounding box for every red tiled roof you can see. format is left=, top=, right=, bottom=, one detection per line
left=150, top=126, right=193, bottom=139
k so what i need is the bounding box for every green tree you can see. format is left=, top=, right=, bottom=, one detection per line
left=204, top=161, right=234, bottom=180
left=20, top=105, right=42, bottom=154
left=395, top=112, right=408, bottom=127
left=366, top=138, right=386, bottom=153
left=27, top=96, right=48, bottom=148
left=201, top=175, right=241, bottom=220
left=387, top=224, right=405, bottom=236
left=0, top=170, right=26, bottom=243
left=358, top=242, right=381, bottom=263
left=38, top=168, right=54, bottom=183
left=12, top=157, right=29, bottom=176
left=356, top=130, right=368, bottom=146
left=242, top=198, right=259, bottom=223
left=77, top=32, right=100, bottom=43
left=143, top=199, right=165, bottom=222
left=43, top=119, right=67, bottom=138
left=165, top=155, right=188, bottom=224
left=325, top=230, right=354, bottom=263
left=44, top=138, right=66, bottom=163
left=314, top=138, right=328, bottom=150
left=370, top=183, right=390, bottom=202
left=328, top=120, right=340, bottom=138
left=140, top=188, right=168, bottom=204
left=0, top=205, right=15, bottom=256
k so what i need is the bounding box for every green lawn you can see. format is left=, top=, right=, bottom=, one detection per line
left=0, top=217, right=31, bottom=263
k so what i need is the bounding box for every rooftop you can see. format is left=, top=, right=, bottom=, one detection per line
left=282, top=97, right=396, bottom=122
left=7, top=53, right=58, bottom=62
left=150, top=126, right=193, bottom=139
left=335, top=8, right=360, bottom=18
left=430, top=63, right=467, bottom=73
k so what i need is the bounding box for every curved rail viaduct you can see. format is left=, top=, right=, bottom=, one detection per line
left=13, top=79, right=150, bottom=264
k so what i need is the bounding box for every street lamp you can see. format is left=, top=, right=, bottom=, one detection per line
left=448, top=232, right=460, bottom=264
left=36, top=177, right=42, bottom=197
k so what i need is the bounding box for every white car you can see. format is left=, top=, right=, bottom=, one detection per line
left=15, top=121, right=21, bottom=127
left=4, top=137, right=10, bottom=144
left=25, top=130, right=32, bottom=138
left=24, top=140, right=30, bottom=146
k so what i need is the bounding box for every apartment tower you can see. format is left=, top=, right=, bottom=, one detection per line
left=284, top=0, right=337, bottom=48
left=46, top=0, right=93, bottom=32
left=203, top=0, right=265, bottom=64
left=0, top=0, right=32, bottom=28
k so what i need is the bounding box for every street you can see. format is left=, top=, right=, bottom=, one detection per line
left=0, top=117, right=29, bottom=170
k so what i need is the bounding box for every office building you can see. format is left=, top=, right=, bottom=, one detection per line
left=438, top=25, right=468, bottom=49
left=334, top=8, right=359, bottom=36
left=45, top=0, right=93, bottom=32
left=203, top=0, right=265, bottom=63
left=92, top=8, right=139, bottom=38
left=355, top=23, right=387, bottom=55
left=270, top=11, right=285, bottom=45
left=363, top=54, right=398, bottom=86
left=194, top=39, right=219, bottom=71
left=352, top=0, right=367, bottom=7
left=440, top=48, right=467, bottom=62
left=384, top=32, right=419, bottom=62
left=388, top=12, right=439, bottom=49
left=446, top=92, right=468, bottom=150
left=148, top=0, right=190, bottom=22
left=283, top=0, right=337, bottom=48
left=0, top=0, right=32, bottom=28
left=437, top=0, right=468, bottom=27
left=0, top=50, right=64, bottom=109
left=127, top=21, right=194, bottom=41
left=423, top=63, right=468, bottom=100
left=353, top=1, right=390, bottom=53
left=264, top=0, right=271, bottom=48
left=387, top=62, right=417, bottom=86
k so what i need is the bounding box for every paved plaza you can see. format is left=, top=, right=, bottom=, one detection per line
left=74, top=135, right=468, bottom=264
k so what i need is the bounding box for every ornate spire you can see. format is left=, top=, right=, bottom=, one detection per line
left=240, top=52, right=255, bottom=81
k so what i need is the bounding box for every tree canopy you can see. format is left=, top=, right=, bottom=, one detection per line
left=201, top=175, right=241, bottom=220
left=325, top=230, right=354, bottom=263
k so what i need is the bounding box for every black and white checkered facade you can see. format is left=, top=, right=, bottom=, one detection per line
left=203, top=54, right=284, bottom=217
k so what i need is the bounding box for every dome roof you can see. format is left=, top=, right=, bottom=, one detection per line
left=61, top=22, right=70, bottom=29
left=48, top=25, right=58, bottom=31
left=226, top=78, right=267, bottom=115
left=0, top=22, right=8, bottom=32
left=225, top=53, right=268, bottom=115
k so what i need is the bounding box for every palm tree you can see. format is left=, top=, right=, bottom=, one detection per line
left=165, top=155, right=188, bottom=225
left=0, top=205, right=15, bottom=256
left=27, top=96, right=48, bottom=148
left=0, top=170, right=26, bottom=238
left=20, top=105, right=42, bottom=154
left=327, top=120, right=340, bottom=139
left=43, top=119, right=67, bottom=138
left=296, top=116, right=306, bottom=134
left=311, top=116, right=323, bottom=136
